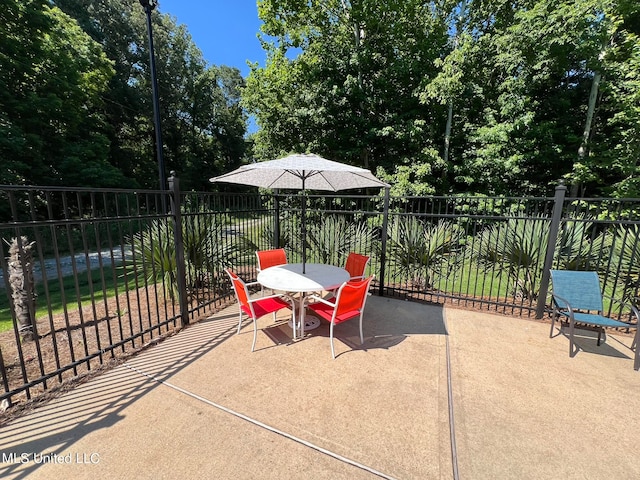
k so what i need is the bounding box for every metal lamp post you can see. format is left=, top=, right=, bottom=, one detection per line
left=139, top=0, right=166, bottom=193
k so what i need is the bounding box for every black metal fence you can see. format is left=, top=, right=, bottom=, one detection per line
left=2, top=179, right=640, bottom=408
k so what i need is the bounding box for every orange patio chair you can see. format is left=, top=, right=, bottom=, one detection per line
left=256, top=248, right=288, bottom=294
left=256, top=248, right=287, bottom=272
left=327, top=252, right=370, bottom=298
left=225, top=268, right=294, bottom=352
left=306, top=276, right=374, bottom=359
left=344, top=252, right=370, bottom=281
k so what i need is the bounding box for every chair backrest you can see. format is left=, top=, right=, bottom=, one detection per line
left=333, top=276, right=374, bottom=321
left=550, top=270, right=603, bottom=312
left=344, top=253, right=370, bottom=280
left=225, top=268, right=250, bottom=310
left=256, top=248, right=287, bottom=271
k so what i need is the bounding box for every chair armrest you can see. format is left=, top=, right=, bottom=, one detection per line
left=550, top=291, right=572, bottom=311
left=306, top=294, right=335, bottom=307
left=248, top=293, right=294, bottom=305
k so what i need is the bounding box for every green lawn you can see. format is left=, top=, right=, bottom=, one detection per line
left=0, top=265, right=130, bottom=333
left=434, top=263, right=512, bottom=299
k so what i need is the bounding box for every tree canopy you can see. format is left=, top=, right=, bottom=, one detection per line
left=1, top=0, right=248, bottom=190
left=1, top=0, right=638, bottom=197
left=244, top=0, right=640, bottom=197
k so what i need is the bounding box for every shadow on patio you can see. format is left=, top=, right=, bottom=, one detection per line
left=1, top=295, right=639, bottom=479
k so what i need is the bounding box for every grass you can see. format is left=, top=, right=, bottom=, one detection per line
left=0, top=265, right=130, bottom=333
left=435, top=263, right=512, bottom=299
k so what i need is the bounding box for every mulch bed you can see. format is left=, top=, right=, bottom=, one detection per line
left=0, top=285, right=237, bottom=425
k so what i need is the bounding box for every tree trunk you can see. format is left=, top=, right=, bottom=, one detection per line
left=7, top=237, right=37, bottom=341
left=572, top=70, right=602, bottom=197
left=442, top=100, right=453, bottom=180
left=340, top=1, right=369, bottom=169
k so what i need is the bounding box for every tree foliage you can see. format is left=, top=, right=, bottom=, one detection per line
left=1, top=0, right=248, bottom=190
left=0, top=0, right=123, bottom=186
left=245, top=0, right=640, bottom=198
left=3, top=0, right=639, bottom=197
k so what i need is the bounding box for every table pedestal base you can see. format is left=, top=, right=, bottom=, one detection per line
left=289, top=315, right=321, bottom=333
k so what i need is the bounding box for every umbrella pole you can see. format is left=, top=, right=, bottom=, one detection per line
left=301, top=176, right=306, bottom=274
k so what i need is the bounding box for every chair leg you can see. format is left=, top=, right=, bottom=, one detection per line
left=237, top=311, right=243, bottom=334
left=330, top=322, right=336, bottom=359
left=359, top=313, right=364, bottom=344
left=300, top=307, right=306, bottom=338
left=569, top=320, right=577, bottom=357
left=549, top=311, right=557, bottom=338
left=251, top=318, right=258, bottom=352
left=633, top=329, right=639, bottom=371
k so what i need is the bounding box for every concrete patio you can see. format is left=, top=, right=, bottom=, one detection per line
left=1, top=295, right=639, bottom=479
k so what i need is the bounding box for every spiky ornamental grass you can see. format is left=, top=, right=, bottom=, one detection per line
left=305, top=215, right=374, bottom=267
left=387, top=217, right=465, bottom=289
left=130, top=216, right=252, bottom=302
left=611, top=224, right=640, bottom=300
left=470, top=215, right=607, bottom=300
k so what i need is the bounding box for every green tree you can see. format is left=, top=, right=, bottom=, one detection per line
left=244, top=0, right=450, bottom=195
left=421, top=0, right=640, bottom=197
left=0, top=0, right=125, bottom=186
left=46, top=0, right=248, bottom=190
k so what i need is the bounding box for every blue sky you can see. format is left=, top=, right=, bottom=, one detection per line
left=157, top=1, right=266, bottom=78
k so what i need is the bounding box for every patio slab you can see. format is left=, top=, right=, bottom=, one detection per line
left=1, top=295, right=638, bottom=479
left=446, top=308, right=640, bottom=480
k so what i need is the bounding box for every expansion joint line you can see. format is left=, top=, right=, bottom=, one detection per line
left=124, top=363, right=398, bottom=480
left=443, top=310, right=460, bottom=480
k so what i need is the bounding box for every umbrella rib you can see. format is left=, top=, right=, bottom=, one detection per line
left=267, top=170, right=292, bottom=189
left=315, top=171, right=339, bottom=191
left=284, top=169, right=319, bottom=181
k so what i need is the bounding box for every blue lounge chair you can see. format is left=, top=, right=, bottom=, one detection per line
left=549, top=270, right=639, bottom=370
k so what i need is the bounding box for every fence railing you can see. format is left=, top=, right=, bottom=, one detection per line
left=2, top=178, right=640, bottom=408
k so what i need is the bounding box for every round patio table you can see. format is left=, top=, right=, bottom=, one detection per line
left=257, top=263, right=349, bottom=337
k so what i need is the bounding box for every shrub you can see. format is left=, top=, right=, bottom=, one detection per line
left=129, top=216, right=252, bottom=301
left=305, top=214, right=374, bottom=266
left=386, top=217, right=464, bottom=289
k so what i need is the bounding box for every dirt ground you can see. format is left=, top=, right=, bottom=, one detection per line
left=0, top=285, right=236, bottom=423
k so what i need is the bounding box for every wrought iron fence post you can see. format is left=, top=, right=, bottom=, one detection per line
left=168, top=172, right=189, bottom=326
left=378, top=187, right=391, bottom=296
left=535, top=181, right=567, bottom=319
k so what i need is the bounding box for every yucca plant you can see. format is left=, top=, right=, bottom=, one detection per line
left=305, top=215, right=374, bottom=266
left=471, top=217, right=550, bottom=299
left=387, top=217, right=464, bottom=289
left=130, top=220, right=179, bottom=301
left=130, top=216, right=251, bottom=301
left=183, top=214, right=251, bottom=289
left=556, top=218, right=608, bottom=271
left=610, top=224, right=640, bottom=299
left=471, top=215, right=605, bottom=300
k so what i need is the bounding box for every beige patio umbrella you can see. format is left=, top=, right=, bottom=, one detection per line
left=209, top=153, right=389, bottom=273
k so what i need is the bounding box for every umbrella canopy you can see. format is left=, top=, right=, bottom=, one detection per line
left=209, top=153, right=389, bottom=191
left=210, top=153, right=389, bottom=273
